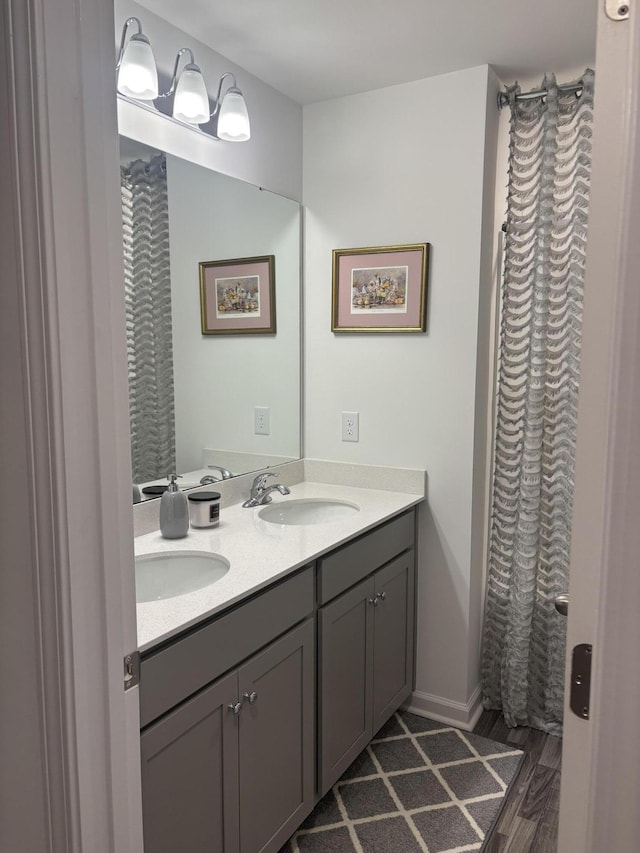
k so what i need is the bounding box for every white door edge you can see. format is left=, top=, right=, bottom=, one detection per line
left=2, top=0, right=143, bottom=850
left=558, top=2, right=638, bottom=851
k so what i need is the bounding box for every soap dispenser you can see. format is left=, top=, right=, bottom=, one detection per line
left=159, top=474, right=189, bottom=539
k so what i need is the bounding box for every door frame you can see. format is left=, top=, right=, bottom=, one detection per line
left=558, top=2, right=640, bottom=851
left=1, top=0, right=142, bottom=850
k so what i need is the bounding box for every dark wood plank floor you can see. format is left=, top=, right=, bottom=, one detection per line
left=474, top=709, right=562, bottom=852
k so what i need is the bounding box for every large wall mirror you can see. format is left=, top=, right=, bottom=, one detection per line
left=120, top=135, right=301, bottom=500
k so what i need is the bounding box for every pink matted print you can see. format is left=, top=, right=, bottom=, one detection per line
left=199, top=255, right=276, bottom=335
left=332, top=244, right=429, bottom=332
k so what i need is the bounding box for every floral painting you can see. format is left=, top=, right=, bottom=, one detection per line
left=351, top=266, right=408, bottom=314
left=215, top=275, right=261, bottom=317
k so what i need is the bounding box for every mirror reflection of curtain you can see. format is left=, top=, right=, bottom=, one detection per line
left=121, top=154, right=176, bottom=483
left=482, top=71, right=595, bottom=736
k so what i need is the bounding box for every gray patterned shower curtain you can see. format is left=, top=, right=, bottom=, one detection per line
left=482, top=71, right=595, bottom=735
left=121, top=154, right=176, bottom=484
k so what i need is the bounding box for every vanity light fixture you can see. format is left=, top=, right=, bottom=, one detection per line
left=116, top=18, right=251, bottom=142
left=116, top=17, right=159, bottom=100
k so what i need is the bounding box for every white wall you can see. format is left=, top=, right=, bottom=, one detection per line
left=115, top=0, right=303, bottom=200
left=303, top=65, right=500, bottom=717
left=166, top=158, right=301, bottom=471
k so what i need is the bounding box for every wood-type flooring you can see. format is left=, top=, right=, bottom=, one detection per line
left=474, top=710, right=562, bottom=852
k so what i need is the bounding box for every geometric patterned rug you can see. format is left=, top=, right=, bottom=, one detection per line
left=279, top=710, right=524, bottom=853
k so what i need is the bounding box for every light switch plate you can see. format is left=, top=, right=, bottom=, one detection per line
left=341, top=411, right=359, bottom=442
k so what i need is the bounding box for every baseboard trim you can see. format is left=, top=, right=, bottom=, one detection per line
left=403, top=684, right=483, bottom=732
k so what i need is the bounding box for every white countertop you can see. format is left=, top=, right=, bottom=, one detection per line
left=135, top=481, right=423, bottom=652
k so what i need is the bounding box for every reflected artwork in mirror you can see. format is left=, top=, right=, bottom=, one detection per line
left=119, top=136, right=301, bottom=501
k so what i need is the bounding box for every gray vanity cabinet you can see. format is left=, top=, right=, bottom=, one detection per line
left=141, top=617, right=314, bottom=853
left=139, top=508, right=417, bottom=850
left=139, top=567, right=316, bottom=853
left=317, top=510, right=416, bottom=795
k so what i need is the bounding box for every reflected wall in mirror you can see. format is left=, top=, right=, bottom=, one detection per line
left=120, top=136, right=301, bottom=500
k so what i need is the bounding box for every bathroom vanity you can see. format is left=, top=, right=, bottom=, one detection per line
left=135, top=480, right=421, bottom=853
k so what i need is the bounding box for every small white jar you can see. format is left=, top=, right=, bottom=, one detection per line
left=187, top=491, right=221, bottom=528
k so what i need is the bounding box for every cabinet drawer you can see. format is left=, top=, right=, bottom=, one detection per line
left=318, top=510, right=414, bottom=605
left=140, top=566, right=314, bottom=727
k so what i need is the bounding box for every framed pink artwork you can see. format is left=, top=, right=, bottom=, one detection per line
left=199, top=255, right=276, bottom=335
left=332, top=243, right=429, bottom=333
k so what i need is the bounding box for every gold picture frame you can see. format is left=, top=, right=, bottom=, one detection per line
left=199, top=255, right=276, bottom=335
left=332, top=243, right=429, bottom=333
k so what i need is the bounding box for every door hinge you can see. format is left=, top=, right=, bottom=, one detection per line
left=605, top=0, right=630, bottom=20
left=124, top=651, right=140, bottom=691
left=569, top=644, right=592, bottom=720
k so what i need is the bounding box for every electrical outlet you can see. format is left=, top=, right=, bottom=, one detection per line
left=255, top=406, right=270, bottom=435
left=341, top=411, right=359, bottom=442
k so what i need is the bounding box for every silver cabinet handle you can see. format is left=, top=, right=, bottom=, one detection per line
left=554, top=594, right=569, bottom=616
left=378, top=591, right=386, bottom=601
left=228, top=701, right=243, bottom=715
left=368, top=596, right=379, bottom=606
left=243, top=691, right=258, bottom=704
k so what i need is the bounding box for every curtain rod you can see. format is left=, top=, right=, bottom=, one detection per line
left=497, top=81, right=584, bottom=110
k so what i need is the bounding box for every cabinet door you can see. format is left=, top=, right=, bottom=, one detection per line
left=318, top=576, right=375, bottom=795
left=238, top=618, right=315, bottom=853
left=140, top=670, right=239, bottom=853
left=372, top=553, right=415, bottom=734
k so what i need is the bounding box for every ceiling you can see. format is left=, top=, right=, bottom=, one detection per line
left=136, top=0, right=597, bottom=105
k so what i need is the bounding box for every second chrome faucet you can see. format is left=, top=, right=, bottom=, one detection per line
left=200, top=464, right=234, bottom=485
left=242, top=472, right=290, bottom=508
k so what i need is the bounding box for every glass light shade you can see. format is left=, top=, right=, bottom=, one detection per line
left=117, top=34, right=158, bottom=100
left=216, top=88, right=251, bottom=141
left=172, top=64, right=210, bottom=125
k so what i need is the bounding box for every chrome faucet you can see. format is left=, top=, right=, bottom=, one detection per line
left=208, top=464, right=233, bottom=480
left=200, top=464, right=234, bottom=485
left=242, top=472, right=290, bottom=507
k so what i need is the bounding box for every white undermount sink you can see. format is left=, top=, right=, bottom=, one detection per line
left=257, top=498, right=360, bottom=526
left=135, top=551, right=230, bottom=602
